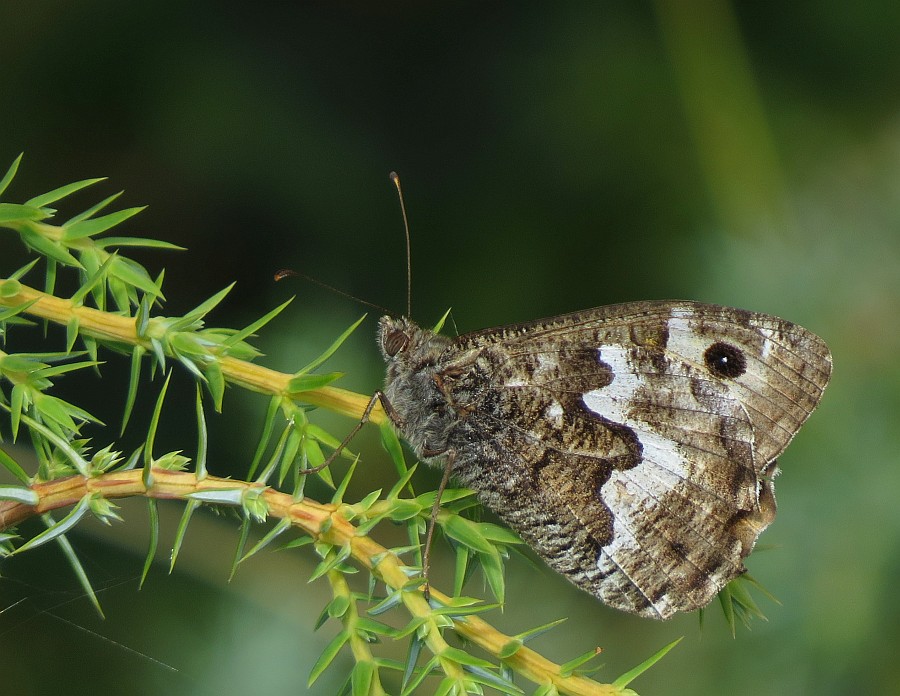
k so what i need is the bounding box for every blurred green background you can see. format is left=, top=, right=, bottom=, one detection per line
left=1, top=2, right=898, bottom=695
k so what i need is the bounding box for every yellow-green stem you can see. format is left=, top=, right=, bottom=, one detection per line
left=0, top=470, right=619, bottom=696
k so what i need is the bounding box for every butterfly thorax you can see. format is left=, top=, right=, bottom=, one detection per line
left=379, top=316, right=464, bottom=462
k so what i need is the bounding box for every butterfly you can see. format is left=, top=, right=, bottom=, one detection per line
left=376, top=300, right=831, bottom=619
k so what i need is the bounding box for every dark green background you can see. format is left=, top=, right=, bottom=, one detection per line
left=1, top=2, right=898, bottom=695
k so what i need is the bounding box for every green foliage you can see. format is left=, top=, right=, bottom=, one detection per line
left=0, top=157, right=680, bottom=695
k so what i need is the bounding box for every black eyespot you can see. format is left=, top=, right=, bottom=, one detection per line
left=383, top=328, right=410, bottom=356
left=704, top=341, right=747, bottom=379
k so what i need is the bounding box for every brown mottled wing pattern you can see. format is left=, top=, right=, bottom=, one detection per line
left=445, top=301, right=831, bottom=618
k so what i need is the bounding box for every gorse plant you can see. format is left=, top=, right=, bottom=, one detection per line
left=0, top=154, right=720, bottom=695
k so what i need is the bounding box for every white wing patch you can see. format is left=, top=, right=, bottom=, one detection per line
left=581, top=336, right=753, bottom=617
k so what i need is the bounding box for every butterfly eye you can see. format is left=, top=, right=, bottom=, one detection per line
left=703, top=341, right=747, bottom=379
left=383, top=328, right=411, bottom=356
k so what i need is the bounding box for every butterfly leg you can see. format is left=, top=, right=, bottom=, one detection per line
left=422, top=449, right=455, bottom=602
left=301, top=391, right=400, bottom=474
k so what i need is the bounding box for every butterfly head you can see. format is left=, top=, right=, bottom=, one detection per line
left=378, top=315, right=417, bottom=360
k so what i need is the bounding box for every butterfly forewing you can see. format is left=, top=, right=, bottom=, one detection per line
left=379, top=300, right=832, bottom=619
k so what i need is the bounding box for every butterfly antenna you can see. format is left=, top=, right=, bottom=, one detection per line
left=390, top=171, right=412, bottom=317
left=273, top=269, right=390, bottom=314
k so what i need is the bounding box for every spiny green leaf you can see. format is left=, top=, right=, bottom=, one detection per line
left=354, top=617, right=397, bottom=637
left=0, top=486, right=40, bottom=505
left=431, top=307, right=453, bottom=333
left=431, top=676, right=455, bottom=696
left=249, top=395, right=282, bottom=479
left=43, top=257, right=57, bottom=300
left=257, top=421, right=292, bottom=485
left=308, top=630, right=350, bottom=686
left=442, top=515, right=496, bottom=555
left=203, top=360, right=225, bottom=412
left=387, top=462, right=418, bottom=500
left=50, top=515, right=104, bottom=618
left=33, top=358, right=100, bottom=379
left=387, top=499, right=423, bottom=521
left=474, top=522, right=522, bottom=546
left=149, top=336, right=165, bottom=368
left=194, top=384, right=208, bottom=479
left=69, top=252, right=117, bottom=306
left=221, top=296, right=293, bottom=350
left=461, top=665, right=522, bottom=694
left=514, top=617, right=567, bottom=644
left=229, top=516, right=252, bottom=581
left=116, top=445, right=143, bottom=473
left=96, top=236, right=185, bottom=250
left=295, top=314, right=366, bottom=376
left=302, top=436, right=334, bottom=487
left=240, top=517, right=292, bottom=564
left=121, top=346, right=144, bottom=435
left=498, top=639, right=522, bottom=660
left=305, top=422, right=344, bottom=451
left=716, top=582, right=736, bottom=635
left=62, top=206, right=146, bottom=241
left=327, top=594, right=351, bottom=619
left=432, top=602, right=499, bottom=618
left=278, top=423, right=304, bottom=485
left=65, top=316, right=79, bottom=353
left=174, top=351, right=204, bottom=380
left=440, top=646, right=496, bottom=670
left=559, top=647, right=604, bottom=678
left=88, top=496, right=123, bottom=525
left=314, top=603, right=332, bottom=631
left=0, top=448, right=29, bottom=484
left=0, top=299, right=39, bottom=323
left=402, top=633, right=425, bottom=691
left=153, top=450, right=190, bottom=471
left=0, top=203, right=47, bottom=223
left=18, top=412, right=91, bottom=476
left=33, top=391, right=99, bottom=433
left=241, top=486, right=269, bottom=522
left=135, top=295, right=151, bottom=338
left=18, top=227, right=81, bottom=267
left=169, top=498, right=199, bottom=573
left=288, top=371, right=345, bottom=393
left=25, top=177, right=106, bottom=208
left=351, top=660, right=375, bottom=696
left=0, top=279, right=21, bottom=298
left=309, top=544, right=353, bottom=582
left=9, top=383, right=26, bottom=441
left=401, top=654, right=439, bottom=696
left=368, top=590, right=404, bottom=616
left=64, top=190, right=124, bottom=225
left=82, top=335, right=98, bottom=363
left=145, top=371, right=173, bottom=468
left=0, top=153, right=23, bottom=197
left=532, top=685, right=559, bottom=696
left=280, top=535, right=314, bottom=550
left=178, top=284, right=235, bottom=326
left=478, top=550, right=506, bottom=604
left=453, top=543, right=471, bottom=597
left=739, top=572, right=780, bottom=606
left=332, top=458, right=359, bottom=504
left=14, top=495, right=92, bottom=553
left=415, top=488, right=476, bottom=509
left=109, top=255, right=163, bottom=298
left=612, top=637, right=682, bottom=689
left=8, top=258, right=40, bottom=282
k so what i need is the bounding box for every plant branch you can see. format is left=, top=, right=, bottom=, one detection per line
left=0, top=278, right=385, bottom=425
left=0, top=469, right=619, bottom=696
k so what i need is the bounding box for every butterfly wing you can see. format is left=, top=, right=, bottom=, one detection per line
left=446, top=301, right=831, bottom=618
